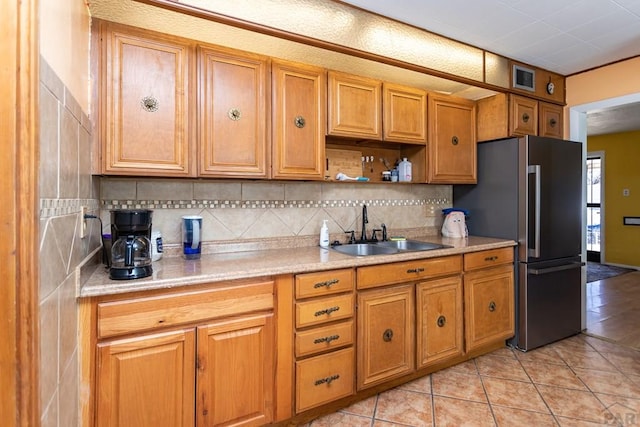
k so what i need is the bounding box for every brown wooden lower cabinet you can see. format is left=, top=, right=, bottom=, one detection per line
left=357, top=284, right=415, bottom=390
left=96, top=329, right=196, bottom=427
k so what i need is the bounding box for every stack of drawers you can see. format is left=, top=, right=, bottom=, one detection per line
left=293, top=268, right=356, bottom=413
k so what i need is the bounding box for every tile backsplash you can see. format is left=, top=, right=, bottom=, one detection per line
left=100, top=178, right=452, bottom=254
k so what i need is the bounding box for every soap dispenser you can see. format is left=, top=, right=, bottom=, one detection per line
left=320, top=220, right=330, bottom=248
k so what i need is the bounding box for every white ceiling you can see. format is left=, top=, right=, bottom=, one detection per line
left=339, top=0, right=640, bottom=135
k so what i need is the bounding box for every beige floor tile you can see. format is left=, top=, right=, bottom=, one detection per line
left=599, top=350, right=640, bottom=376
left=492, top=406, right=558, bottom=427
left=309, top=411, right=373, bottom=426
left=444, top=359, right=479, bottom=376
left=556, top=416, right=615, bottom=426
left=573, top=367, right=640, bottom=399
left=340, top=395, right=377, bottom=418
left=476, top=354, right=530, bottom=382
left=431, top=370, right=487, bottom=402
left=482, top=377, right=549, bottom=413
left=536, top=384, right=611, bottom=423
left=513, top=345, right=566, bottom=365
left=397, top=374, right=431, bottom=394
left=432, top=396, right=495, bottom=426
left=555, top=348, right=618, bottom=372
left=374, top=388, right=433, bottom=426
left=372, top=420, right=406, bottom=427
left=488, top=347, right=517, bottom=359
left=520, top=360, right=587, bottom=390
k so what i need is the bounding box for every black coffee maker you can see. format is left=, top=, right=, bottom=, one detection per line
left=109, top=209, right=153, bottom=280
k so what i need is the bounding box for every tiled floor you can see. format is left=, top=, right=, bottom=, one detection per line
left=586, top=271, right=640, bottom=351
left=306, top=272, right=640, bottom=426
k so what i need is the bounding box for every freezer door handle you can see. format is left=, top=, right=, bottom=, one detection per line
left=528, top=164, right=541, bottom=258
left=529, top=262, right=585, bottom=275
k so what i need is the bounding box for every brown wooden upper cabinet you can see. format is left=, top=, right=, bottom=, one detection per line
left=272, top=60, right=327, bottom=180
left=99, top=21, right=195, bottom=177
left=477, top=93, right=564, bottom=141
left=427, top=93, right=477, bottom=184
left=383, top=83, right=428, bottom=144
left=197, top=45, right=270, bottom=178
left=327, top=71, right=382, bottom=139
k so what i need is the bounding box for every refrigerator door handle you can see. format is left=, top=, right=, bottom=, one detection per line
left=529, top=261, right=585, bottom=275
left=528, top=164, right=541, bottom=258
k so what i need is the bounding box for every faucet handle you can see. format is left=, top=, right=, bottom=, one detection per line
left=345, top=230, right=356, bottom=244
left=371, top=229, right=382, bottom=242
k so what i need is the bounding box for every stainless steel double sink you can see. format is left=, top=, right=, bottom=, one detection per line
left=331, top=239, right=450, bottom=256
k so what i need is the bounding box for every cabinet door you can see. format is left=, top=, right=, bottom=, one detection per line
left=357, top=285, right=414, bottom=390
left=272, top=60, right=326, bottom=180
left=102, top=24, right=193, bottom=176
left=96, top=329, right=196, bottom=427
left=510, top=94, right=538, bottom=136
left=416, top=276, right=464, bottom=368
left=538, top=101, right=563, bottom=139
left=198, top=46, right=269, bottom=178
left=464, top=264, right=515, bottom=352
left=327, top=71, right=381, bottom=139
left=196, top=313, right=274, bottom=427
left=383, top=83, right=427, bottom=144
left=427, top=94, right=477, bottom=183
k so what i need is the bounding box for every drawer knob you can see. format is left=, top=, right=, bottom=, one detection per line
left=406, top=267, right=425, bottom=274
left=437, top=315, right=446, bottom=327
left=314, top=374, right=340, bottom=386
left=314, top=334, right=340, bottom=344
left=314, top=306, right=340, bottom=317
left=313, top=278, right=339, bottom=289
left=451, top=136, right=459, bottom=146
left=484, top=256, right=499, bottom=262
left=382, top=328, right=394, bottom=342
left=488, top=301, right=497, bottom=312
left=294, top=115, right=306, bottom=128
left=522, top=112, right=530, bottom=123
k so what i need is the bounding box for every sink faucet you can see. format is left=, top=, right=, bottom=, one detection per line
left=360, top=204, right=368, bottom=242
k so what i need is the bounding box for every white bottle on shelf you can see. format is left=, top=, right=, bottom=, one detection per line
left=398, top=157, right=412, bottom=182
left=319, top=220, right=330, bottom=248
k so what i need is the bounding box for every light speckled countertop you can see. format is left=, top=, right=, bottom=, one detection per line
left=81, top=235, right=516, bottom=298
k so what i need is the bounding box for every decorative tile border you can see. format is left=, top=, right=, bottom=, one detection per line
left=102, top=198, right=451, bottom=210
left=40, top=199, right=100, bottom=219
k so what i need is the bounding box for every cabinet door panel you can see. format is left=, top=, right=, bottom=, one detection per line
left=328, top=72, right=381, bottom=139
left=416, top=276, right=464, bottom=368
left=510, top=94, right=538, bottom=136
left=272, top=60, right=326, bottom=180
left=357, top=285, right=414, bottom=390
left=428, top=94, right=477, bottom=183
left=103, top=25, right=193, bottom=176
left=384, top=83, right=427, bottom=144
left=538, top=101, right=563, bottom=139
left=464, top=264, right=515, bottom=351
left=198, top=46, right=269, bottom=177
left=96, top=329, right=195, bottom=427
left=197, top=313, right=274, bottom=427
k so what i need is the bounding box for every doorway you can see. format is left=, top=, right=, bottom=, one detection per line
left=586, top=153, right=603, bottom=262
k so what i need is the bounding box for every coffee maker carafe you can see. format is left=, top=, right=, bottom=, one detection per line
left=109, top=209, right=153, bottom=280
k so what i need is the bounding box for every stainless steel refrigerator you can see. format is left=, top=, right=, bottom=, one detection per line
left=454, top=135, right=583, bottom=351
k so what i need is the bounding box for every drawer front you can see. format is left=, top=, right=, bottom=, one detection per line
left=464, top=247, right=514, bottom=271
left=295, top=268, right=354, bottom=299
left=295, top=320, right=354, bottom=358
left=97, top=280, right=274, bottom=339
left=357, top=256, right=462, bottom=289
left=296, top=347, right=354, bottom=413
left=295, top=293, right=354, bottom=328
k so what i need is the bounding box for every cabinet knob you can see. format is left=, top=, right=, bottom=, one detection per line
left=228, top=108, right=241, bottom=121
left=451, top=136, right=459, bottom=146
left=488, top=301, right=497, bottom=312
left=437, top=315, right=446, bottom=327
left=294, top=116, right=306, bottom=128
left=382, top=328, right=394, bottom=342
left=549, top=118, right=557, bottom=127
left=140, top=96, right=159, bottom=113
left=522, top=113, right=530, bottom=123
